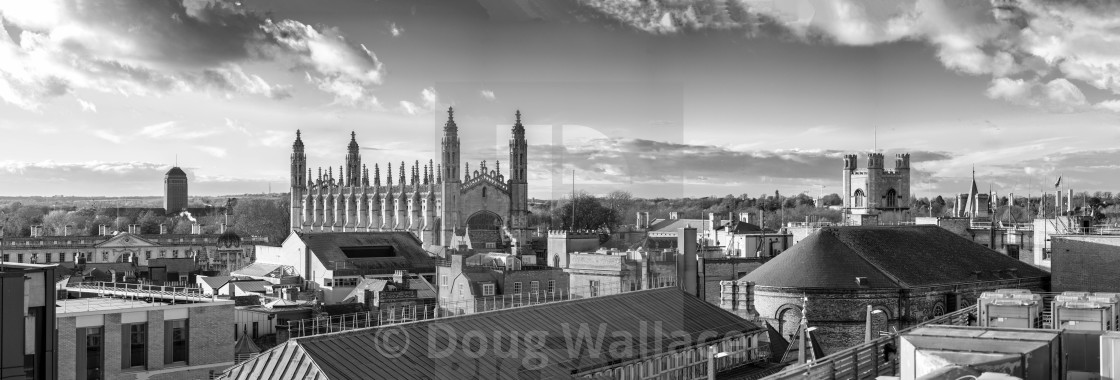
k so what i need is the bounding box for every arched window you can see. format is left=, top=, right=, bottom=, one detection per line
left=854, top=189, right=866, bottom=207
left=482, top=187, right=487, bottom=197
left=886, top=188, right=898, bottom=208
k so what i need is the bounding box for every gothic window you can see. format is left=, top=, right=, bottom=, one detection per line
left=854, top=189, right=866, bottom=208
left=886, top=188, right=898, bottom=208
left=482, top=187, right=487, bottom=198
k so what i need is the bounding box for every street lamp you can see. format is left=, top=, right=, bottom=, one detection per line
left=865, top=305, right=884, bottom=343
left=708, top=345, right=729, bottom=380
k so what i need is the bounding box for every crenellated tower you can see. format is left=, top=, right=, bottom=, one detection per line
left=842, top=150, right=911, bottom=224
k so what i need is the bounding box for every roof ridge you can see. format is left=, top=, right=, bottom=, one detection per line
left=824, top=228, right=909, bottom=288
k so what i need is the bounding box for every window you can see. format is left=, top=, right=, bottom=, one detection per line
left=458, top=284, right=463, bottom=298
left=547, top=280, right=555, bottom=293
left=46, top=253, right=52, bottom=263
left=482, top=283, right=495, bottom=296
left=512, top=282, right=522, bottom=294
left=589, top=280, right=600, bottom=297
left=2, top=254, right=7, bottom=262
left=16, top=254, right=22, bottom=263
left=885, top=188, right=898, bottom=207
left=854, top=189, right=865, bottom=207
left=172, top=250, right=178, bottom=258
left=127, top=324, right=147, bottom=368
left=145, top=251, right=151, bottom=260
left=166, top=320, right=188, bottom=364
left=441, top=275, right=448, bottom=287
left=85, top=327, right=103, bottom=380
left=530, top=281, right=539, bottom=294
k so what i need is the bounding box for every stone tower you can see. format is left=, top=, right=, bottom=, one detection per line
left=345, top=131, right=361, bottom=187
left=290, top=130, right=306, bottom=229
left=842, top=151, right=911, bottom=221
left=508, top=110, right=530, bottom=253
left=440, top=107, right=462, bottom=246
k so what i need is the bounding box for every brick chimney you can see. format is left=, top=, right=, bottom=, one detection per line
left=450, top=254, right=465, bottom=275
left=393, top=270, right=409, bottom=289
left=99, top=224, right=108, bottom=236
left=30, top=225, right=43, bottom=238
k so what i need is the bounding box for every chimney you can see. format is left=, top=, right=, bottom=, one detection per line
left=668, top=212, right=679, bottom=220
left=191, top=223, right=201, bottom=235
left=1055, top=190, right=1063, bottom=216
left=677, top=225, right=698, bottom=297
left=450, top=253, right=465, bottom=275
left=393, top=270, right=408, bottom=288
left=160, top=224, right=168, bottom=234
left=1067, top=189, right=1074, bottom=213
left=64, top=225, right=72, bottom=236
left=220, top=223, right=227, bottom=234
left=128, top=224, right=140, bottom=234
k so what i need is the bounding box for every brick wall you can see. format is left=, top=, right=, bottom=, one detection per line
left=1052, top=236, right=1120, bottom=292
left=188, top=304, right=235, bottom=367
left=103, top=314, right=123, bottom=380
left=147, top=310, right=165, bottom=371
left=57, top=317, right=77, bottom=380
left=700, top=259, right=765, bottom=305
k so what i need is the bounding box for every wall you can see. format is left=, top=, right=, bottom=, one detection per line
left=1051, top=235, right=1120, bottom=292
left=699, top=258, right=767, bottom=305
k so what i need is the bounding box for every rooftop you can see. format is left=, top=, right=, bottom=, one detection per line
left=742, top=225, right=1050, bottom=289
left=219, top=287, right=762, bottom=380
left=297, top=232, right=436, bottom=274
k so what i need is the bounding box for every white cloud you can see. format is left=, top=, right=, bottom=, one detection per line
left=985, top=78, right=1088, bottom=113
left=397, top=87, right=438, bottom=115
left=76, top=98, right=97, bottom=113
left=195, top=146, right=228, bottom=158
left=137, top=121, right=218, bottom=140
left=91, top=130, right=123, bottom=144
left=1095, top=100, right=1120, bottom=113
left=480, top=90, right=496, bottom=101
left=0, top=0, right=382, bottom=110
left=390, top=22, right=403, bottom=37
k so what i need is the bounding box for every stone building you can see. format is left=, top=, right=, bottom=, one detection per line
left=842, top=152, right=911, bottom=224
left=56, top=290, right=234, bottom=380
left=734, top=225, right=1050, bottom=355
left=435, top=253, right=569, bottom=315
left=289, top=108, right=532, bottom=253
left=163, top=166, right=188, bottom=214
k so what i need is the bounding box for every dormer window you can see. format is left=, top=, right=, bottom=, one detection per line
left=482, top=283, right=495, bottom=296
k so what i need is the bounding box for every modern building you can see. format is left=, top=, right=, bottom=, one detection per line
left=841, top=152, right=911, bottom=224
left=163, top=167, right=188, bottom=214
left=55, top=286, right=234, bottom=380
left=252, top=231, right=437, bottom=304
left=217, top=287, right=767, bottom=380
left=0, top=263, right=57, bottom=380
left=735, top=225, right=1050, bottom=354
left=289, top=108, right=532, bottom=253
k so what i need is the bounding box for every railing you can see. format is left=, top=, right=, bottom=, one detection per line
left=64, top=281, right=213, bottom=303
left=759, top=305, right=977, bottom=380
left=287, top=279, right=679, bottom=339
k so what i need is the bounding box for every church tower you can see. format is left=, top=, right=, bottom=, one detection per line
left=290, top=130, right=307, bottom=230
left=440, top=107, right=461, bottom=246
left=508, top=110, right=531, bottom=254
left=345, top=131, right=361, bottom=187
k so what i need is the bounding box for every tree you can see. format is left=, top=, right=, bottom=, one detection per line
left=551, top=192, right=620, bottom=232
left=820, top=193, right=842, bottom=206
left=604, top=190, right=634, bottom=225
left=136, top=211, right=164, bottom=234
left=232, top=198, right=290, bottom=244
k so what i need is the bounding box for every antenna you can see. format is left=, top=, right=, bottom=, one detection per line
left=571, top=170, right=576, bottom=231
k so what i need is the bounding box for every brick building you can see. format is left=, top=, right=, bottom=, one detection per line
left=735, top=225, right=1050, bottom=355
left=1050, top=234, right=1120, bottom=293
left=56, top=294, right=234, bottom=380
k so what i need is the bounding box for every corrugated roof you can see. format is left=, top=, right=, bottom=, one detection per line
left=742, top=225, right=1050, bottom=289
left=298, top=232, right=436, bottom=273
left=218, top=287, right=762, bottom=380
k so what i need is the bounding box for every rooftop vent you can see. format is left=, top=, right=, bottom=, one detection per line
left=855, top=277, right=868, bottom=286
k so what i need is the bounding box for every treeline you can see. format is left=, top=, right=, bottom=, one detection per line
left=0, top=198, right=291, bottom=244
left=528, top=190, right=1120, bottom=232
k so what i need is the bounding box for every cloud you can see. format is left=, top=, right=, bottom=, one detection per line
left=76, top=98, right=96, bottom=113
left=480, top=89, right=496, bottom=101
left=0, top=0, right=382, bottom=110
left=135, top=121, right=219, bottom=140
left=581, top=0, right=1120, bottom=113
left=390, top=22, right=403, bottom=37
left=530, top=137, right=952, bottom=186
left=0, top=160, right=281, bottom=196
left=397, top=86, right=438, bottom=115
left=195, top=146, right=227, bottom=158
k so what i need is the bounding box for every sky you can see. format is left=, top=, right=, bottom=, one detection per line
left=0, top=0, right=1118, bottom=199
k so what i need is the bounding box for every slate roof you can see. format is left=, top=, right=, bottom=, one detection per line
left=146, top=258, right=198, bottom=274
left=718, top=221, right=763, bottom=234
left=218, top=287, right=763, bottom=380
left=298, top=232, right=436, bottom=273
left=233, top=262, right=297, bottom=278
left=647, top=218, right=704, bottom=234
left=742, top=225, right=1051, bottom=289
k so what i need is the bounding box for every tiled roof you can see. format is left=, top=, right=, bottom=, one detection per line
left=742, top=225, right=1051, bottom=289
left=218, top=287, right=762, bottom=380
left=234, top=332, right=262, bottom=355
left=298, top=232, right=436, bottom=273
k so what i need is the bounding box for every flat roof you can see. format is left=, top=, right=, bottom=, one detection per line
left=57, top=298, right=172, bottom=314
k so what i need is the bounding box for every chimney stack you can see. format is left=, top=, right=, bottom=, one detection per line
left=160, top=224, right=168, bottom=234
left=1067, top=189, right=1074, bottom=213
left=64, top=225, right=72, bottom=236
left=669, top=212, right=679, bottom=220
left=220, top=223, right=226, bottom=234
left=393, top=270, right=408, bottom=289
left=30, top=225, right=43, bottom=238
left=99, top=224, right=108, bottom=236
